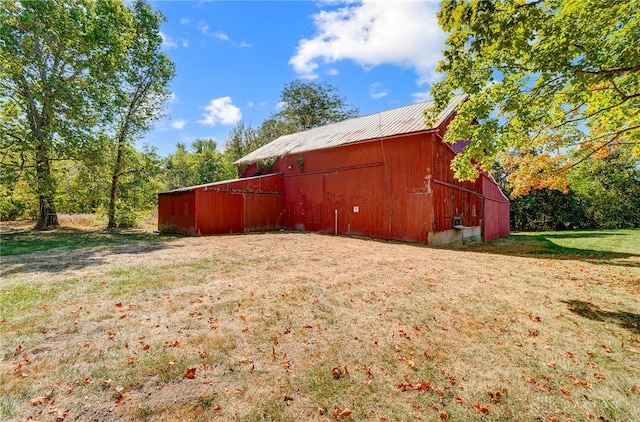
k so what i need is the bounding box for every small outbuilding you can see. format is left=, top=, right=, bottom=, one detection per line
left=158, top=95, right=510, bottom=245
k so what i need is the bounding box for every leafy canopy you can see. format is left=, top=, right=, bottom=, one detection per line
left=275, top=80, right=359, bottom=132
left=429, top=0, right=640, bottom=195
left=0, top=0, right=137, bottom=228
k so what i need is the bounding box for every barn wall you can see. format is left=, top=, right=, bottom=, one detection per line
left=159, top=173, right=282, bottom=236
left=160, top=125, right=509, bottom=245
left=243, top=192, right=283, bottom=232
left=158, top=190, right=196, bottom=235
left=195, top=190, right=244, bottom=234
left=270, top=131, right=487, bottom=245
left=194, top=173, right=283, bottom=235
left=482, top=174, right=511, bottom=241
left=281, top=139, right=390, bottom=238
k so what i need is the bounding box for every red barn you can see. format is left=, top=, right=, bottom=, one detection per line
left=158, top=95, right=510, bottom=245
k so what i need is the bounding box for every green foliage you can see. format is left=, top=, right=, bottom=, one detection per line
left=54, top=160, right=109, bottom=214
left=223, top=121, right=277, bottom=166
left=503, top=145, right=640, bottom=231
left=430, top=0, right=640, bottom=192
left=108, top=145, right=166, bottom=228
left=509, top=188, right=589, bottom=231
left=0, top=0, right=174, bottom=229
left=569, top=147, right=640, bottom=229
left=275, top=80, right=359, bottom=132
left=164, top=139, right=228, bottom=190
left=0, top=0, right=137, bottom=229
left=0, top=181, right=36, bottom=221
left=105, top=0, right=175, bottom=228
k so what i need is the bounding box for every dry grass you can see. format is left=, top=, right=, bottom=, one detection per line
left=1, top=228, right=639, bottom=421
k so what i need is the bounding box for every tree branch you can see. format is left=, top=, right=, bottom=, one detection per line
left=575, top=66, right=640, bottom=76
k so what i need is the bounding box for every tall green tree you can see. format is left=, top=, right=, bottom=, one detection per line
left=223, top=122, right=261, bottom=165
left=0, top=0, right=135, bottom=229
left=111, top=144, right=165, bottom=227
left=164, top=139, right=227, bottom=190
left=106, top=0, right=174, bottom=228
left=274, top=80, right=359, bottom=132
left=428, top=0, right=640, bottom=194
left=569, top=146, right=640, bottom=228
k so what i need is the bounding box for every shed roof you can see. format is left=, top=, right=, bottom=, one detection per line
left=235, top=94, right=468, bottom=164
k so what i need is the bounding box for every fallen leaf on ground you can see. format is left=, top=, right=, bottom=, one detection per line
left=184, top=367, right=196, bottom=379
left=332, top=366, right=342, bottom=379
left=332, top=406, right=352, bottom=418
left=56, top=408, right=70, bottom=421
left=472, top=403, right=489, bottom=414
left=30, top=396, right=49, bottom=406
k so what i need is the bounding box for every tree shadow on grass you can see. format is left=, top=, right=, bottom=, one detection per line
left=0, top=228, right=180, bottom=277
left=462, top=230, right=640, bottom=269
left=563, top=300, right=640, bottom=335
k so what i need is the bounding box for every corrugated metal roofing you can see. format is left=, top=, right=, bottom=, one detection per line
left=235, top=94, right=468, bottom=164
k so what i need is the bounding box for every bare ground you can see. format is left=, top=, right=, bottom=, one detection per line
left=1, top=231, right=639, bottom=421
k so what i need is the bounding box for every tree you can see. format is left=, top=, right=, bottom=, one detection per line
left=223, top=122, right=261, bottom=165
left=0, top=0, right=137, bottom=229
left=106, top=0, right=174, bottom=228
left=216, top=80, right=358, bottom=179
left=164, top=139, right=227, bottom=190
left=191, top=139, right=227, bottom=185
left=111, top=144, right=166, bottom=228
left=569, top=146, right=640, bottom=228
left=274, top=80, right=359, bottom=132
left=428, top=0, right=640, bottom=194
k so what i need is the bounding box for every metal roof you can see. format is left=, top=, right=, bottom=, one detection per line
left=159, top=172, right=280, bottom=194
left=235, top=94, right=468, bottom=164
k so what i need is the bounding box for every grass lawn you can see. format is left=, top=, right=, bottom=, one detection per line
left=1, top=224, right=638, bottom=421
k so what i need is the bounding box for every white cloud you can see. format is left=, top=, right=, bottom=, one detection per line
left=199, top=97, right=242, bottom=126
left=289, top=0, right=445, bottom=84
left=171, top=119, right=186, bottom=129
left=197, top=21, right=251, bottom=47
left=326, top=68, right=340, bottom=76
left=411, top=91, right=432, bottom=102
left=197, top=22, right=229, bottom=41
left=180, top=17, right=190, bottom=25
left=369, top=82, right=388, bottom=99
left=181, top=39, right=189, bottom=48
left=160, top=32, right=177, bottom=50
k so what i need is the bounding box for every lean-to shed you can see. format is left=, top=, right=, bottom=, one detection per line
left=158, top=95, right=510, bottom=245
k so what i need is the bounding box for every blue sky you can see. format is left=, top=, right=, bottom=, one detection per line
left=145, top=0, right=446, bottom=157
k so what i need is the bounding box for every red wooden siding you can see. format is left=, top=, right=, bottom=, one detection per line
left=158, top=173, right=282, bottom=235
left=258, top=131, right=491, bottom=244
left=158, top=190, right=196, bottom=235
left=482, top=174, right=510, bottom=241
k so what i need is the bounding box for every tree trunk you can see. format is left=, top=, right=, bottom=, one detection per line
left=107, top=137, right=125, bottom=229
left=34, top=140, right=59, bottom=230
left=107, top=172, right=119, bottom=229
